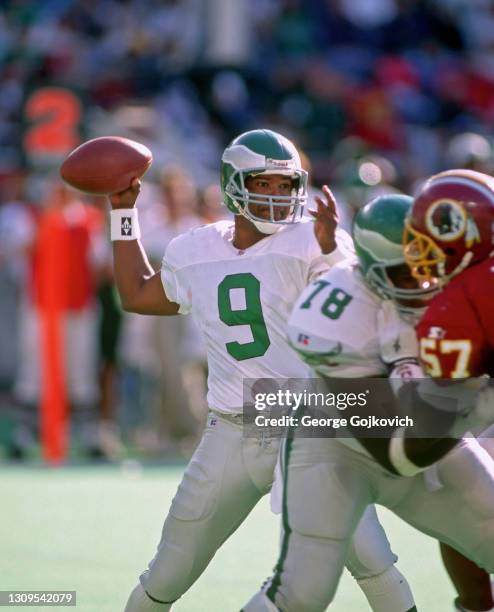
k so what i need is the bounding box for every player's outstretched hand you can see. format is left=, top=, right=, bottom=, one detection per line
left=308, top=185, right=338, bottom=254
left=108, top=177, right=141, bottom=209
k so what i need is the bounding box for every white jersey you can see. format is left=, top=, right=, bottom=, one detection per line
left=161, top=219, right=354, bottom=413
left=287, top=260, right=388, bottom=378
left=287, top=260, right=423, bottom=457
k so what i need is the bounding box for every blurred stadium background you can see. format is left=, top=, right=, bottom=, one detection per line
left=1, top=0, right=493, bottom=609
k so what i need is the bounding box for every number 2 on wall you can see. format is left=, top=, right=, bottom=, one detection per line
left=24, top=87, right=82, bottom=156
left=218, top=273, right=271, bottom=361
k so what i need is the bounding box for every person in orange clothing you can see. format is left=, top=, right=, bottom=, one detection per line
left=13, top=179, right=108, bottom=459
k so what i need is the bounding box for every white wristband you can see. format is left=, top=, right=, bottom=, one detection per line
left=389, top=427, right=425, bottom=477
left=110, top=208, right=141, bottom=241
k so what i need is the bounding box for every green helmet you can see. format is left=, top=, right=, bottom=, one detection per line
left=220, top=129, right=308, bottom=234
left=352, top=194, right=437, bottom=305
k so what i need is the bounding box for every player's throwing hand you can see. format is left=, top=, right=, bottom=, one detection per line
left=108, top=177, right=141, bottom=209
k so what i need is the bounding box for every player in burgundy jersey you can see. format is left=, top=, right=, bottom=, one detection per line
left=405, top=169, right=494, bottom=612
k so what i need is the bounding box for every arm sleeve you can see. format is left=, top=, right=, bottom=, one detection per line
left=160, top=238, right=192, bottom=315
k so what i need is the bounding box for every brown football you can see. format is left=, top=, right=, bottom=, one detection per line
left=60, top=136, right=153, bottom=195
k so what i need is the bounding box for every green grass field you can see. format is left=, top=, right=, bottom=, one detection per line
left=0, top=463, right=456, bottom=611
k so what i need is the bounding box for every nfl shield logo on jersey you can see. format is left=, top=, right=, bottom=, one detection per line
left=298, top=333, right=310, bottom=345
left=428, top=326, right=446, bottom=339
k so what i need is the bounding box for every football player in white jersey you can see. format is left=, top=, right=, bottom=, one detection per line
left=243, top=193, right=494, bottom=612
left=110, top=129, right=416, bottom=612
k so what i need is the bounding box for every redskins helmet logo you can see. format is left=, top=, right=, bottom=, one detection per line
left=425, top=199, right=467, bottom=242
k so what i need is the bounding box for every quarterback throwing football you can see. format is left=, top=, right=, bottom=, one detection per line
left=109, top=129, right=416, bottom=611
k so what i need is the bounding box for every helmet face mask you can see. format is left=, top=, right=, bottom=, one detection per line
left=365, top=261, right=439, bottom=302
left=353, top=194, right=439, bottom=318
left=221, top=129, right=308, bottom=234
left=403, top=218, right=448, bottom=286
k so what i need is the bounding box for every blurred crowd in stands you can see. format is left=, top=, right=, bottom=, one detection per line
left=1, top=0, right=494, bottom=461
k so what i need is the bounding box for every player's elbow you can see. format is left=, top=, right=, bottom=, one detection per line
left=120, top=291, right=180, bottom=316
left=119, top=290, right=152, bottom=314
left=120, top=295, right=142, bottom=313
left=116, top=273, right=180, bottom=315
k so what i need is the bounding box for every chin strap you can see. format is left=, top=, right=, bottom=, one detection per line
left=235, top=203, right=282, bottom=235
left=252, top=219, right=282, bottom=235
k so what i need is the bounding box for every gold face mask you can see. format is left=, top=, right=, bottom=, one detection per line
left=403, top=218, right=447, bottom=286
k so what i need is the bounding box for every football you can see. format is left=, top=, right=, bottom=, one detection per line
left=60, top=136, right=153, bottom=195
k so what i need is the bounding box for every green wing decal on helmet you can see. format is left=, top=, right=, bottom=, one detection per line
left=352, top=194, right=438, bottom=308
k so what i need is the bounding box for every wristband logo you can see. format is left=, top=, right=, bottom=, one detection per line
left=121, top=217, right=132, bottom=236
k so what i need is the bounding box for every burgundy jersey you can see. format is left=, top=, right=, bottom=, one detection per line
left=416, top=256, right=494, bottom=378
